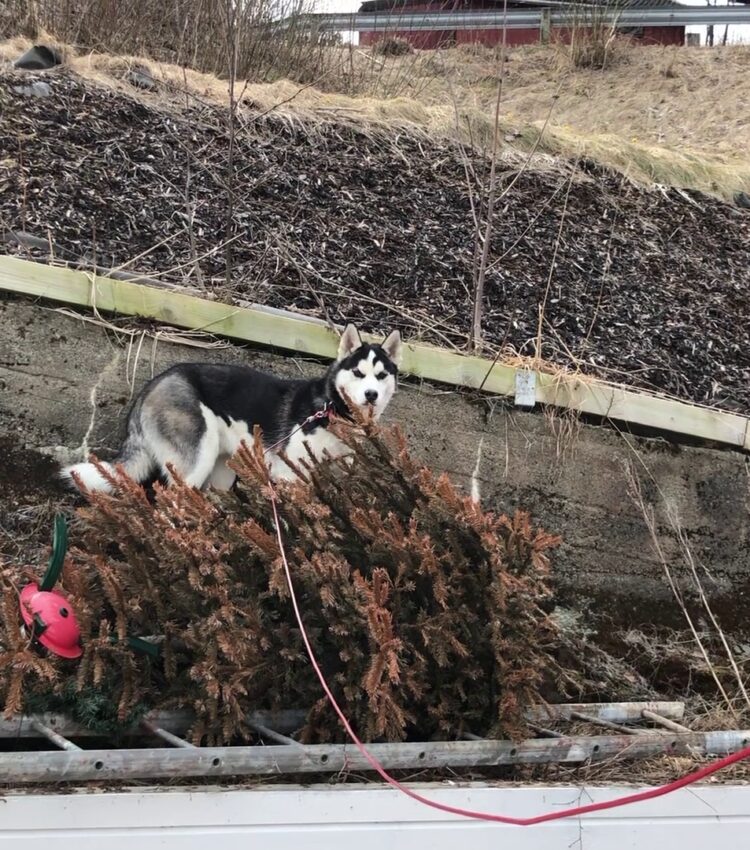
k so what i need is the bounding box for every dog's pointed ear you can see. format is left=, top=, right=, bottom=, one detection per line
left=337, top=323, right=362, bottom=361
left=381, top=330, right=402, bottom=368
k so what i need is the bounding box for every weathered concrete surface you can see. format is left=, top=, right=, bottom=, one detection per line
left=2, top=296, right=749, bottom=629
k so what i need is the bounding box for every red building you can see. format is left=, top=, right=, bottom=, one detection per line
left=358, top=0, right=687, bottom=50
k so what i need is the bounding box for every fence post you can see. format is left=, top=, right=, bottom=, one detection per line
left=540, top=8, right=551, bottom=44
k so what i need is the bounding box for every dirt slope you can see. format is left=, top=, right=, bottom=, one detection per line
left=2, top=37, right=750, bottom=201
left=2, top=68, right=750, bottom=412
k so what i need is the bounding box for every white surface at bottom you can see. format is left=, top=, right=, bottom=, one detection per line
left=0, top=782, right=746, bottom=848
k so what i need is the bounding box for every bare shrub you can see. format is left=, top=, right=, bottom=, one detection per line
left=372, top=37, right=413, bottom=58
left=0, top=0, right=36, bottom=38
left=560, top=3, right=621, bottom=71
left=7, top=0, right=343, bottom=85
left=4, top=1, right=439, bottom=97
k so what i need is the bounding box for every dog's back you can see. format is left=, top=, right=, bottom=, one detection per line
left=145, top=362, right=305, bottom=442
left=62, top=362, right=310, bottom=493
left=61, top=324, right=402, bottom=494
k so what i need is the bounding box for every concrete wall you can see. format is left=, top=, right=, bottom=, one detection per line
left=1, top=297, right=748, bottom=629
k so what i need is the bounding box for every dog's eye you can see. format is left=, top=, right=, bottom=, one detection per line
left=352, top=369, right=364, bottom=378
left=376, top=373, right=387, bottom=380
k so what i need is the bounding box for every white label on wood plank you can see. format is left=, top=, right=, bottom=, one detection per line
left=515, top=371, right=536, bottom=408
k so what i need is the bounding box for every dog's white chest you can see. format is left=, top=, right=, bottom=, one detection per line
left=267, top=424, right=348, bottom=481
left=203, top=408, right=348, bottom=484
left=217, top=416, right=252, bottom=455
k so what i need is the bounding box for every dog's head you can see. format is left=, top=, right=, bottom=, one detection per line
left=333, top=324, right=402, bottom=420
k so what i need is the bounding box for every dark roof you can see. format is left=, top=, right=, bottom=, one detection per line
left=359, top=0, right=687, bottom=13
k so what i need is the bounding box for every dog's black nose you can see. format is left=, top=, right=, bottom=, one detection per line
left=365, top=389, right=378, bottom=404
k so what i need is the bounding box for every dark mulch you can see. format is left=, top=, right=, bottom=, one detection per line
left=2, top=70, right=749, bottom=411
left=0, top=434, right=69, bottom=566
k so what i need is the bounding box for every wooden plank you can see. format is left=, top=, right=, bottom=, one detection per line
left=2, top=730, right=748, bottom=784
left=535, top=370, right=750, bottom=450
left=2, top=785, right=750, bottom=840
left=0, top=256, right=338, bottom=358
left=526, top=700, right=685, bottom=724
left=569, top=710, right=653, bottom=736
left=1, top=229, right=184, bottom=292
left=642, top=709, right=693, bottom=733
left=1, top=255, right=747, bottom=449
left=0, top=702, right=684, bottom=740
left=0, top=256, right=516, bottom=395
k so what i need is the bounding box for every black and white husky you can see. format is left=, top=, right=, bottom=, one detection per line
left=61, top=324, right=402, bottom=493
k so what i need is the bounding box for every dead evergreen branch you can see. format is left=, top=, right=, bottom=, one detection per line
left=0, top=418, right=570, bottom=744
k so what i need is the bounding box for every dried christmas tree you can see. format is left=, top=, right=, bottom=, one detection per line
left=2, top=415, right=565, bottom=745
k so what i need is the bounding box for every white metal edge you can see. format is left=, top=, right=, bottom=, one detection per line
left=1, top=782, right=749, bottom=825
left=2, top=784, right=748, bottom=849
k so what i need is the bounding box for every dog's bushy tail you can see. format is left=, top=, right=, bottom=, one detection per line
left=61, top=435, right=154, bottom=494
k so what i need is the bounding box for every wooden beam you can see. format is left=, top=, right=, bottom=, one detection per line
left=534, top=370, right=750, bottom=449
left=525, top=700, right=685, bottom=724
left=569, top=710, right=654, bottom=736
left=2, top=730, right=748, bottom=784
left=642, top=709, right=693, bottom=733
left=1, top=256, right=747, bottom=450
left=0, top=256, right=338, bottom=358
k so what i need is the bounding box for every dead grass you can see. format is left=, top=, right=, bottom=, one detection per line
left=1, top=0, right=351, bottom=88
left=416, top=42, right=750, bottom=200
left=372, top=37, right=413, bottom=58
left=560, top=4, right=621, bottom=71
left=625, top=462, right=750, bottom=724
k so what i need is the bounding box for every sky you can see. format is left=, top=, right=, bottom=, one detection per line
left=316, top=0, right=750, bottom=45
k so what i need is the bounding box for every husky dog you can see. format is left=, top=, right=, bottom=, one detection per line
left=61, top=324, right=402, bottom=494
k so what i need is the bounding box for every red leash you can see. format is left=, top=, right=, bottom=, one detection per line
left=267, top=488, right=750, bottom=826
left=264, top=403, right=336, bottom=454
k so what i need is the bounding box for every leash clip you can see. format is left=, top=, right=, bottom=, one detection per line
left=306, top=401, right=335, bottom=427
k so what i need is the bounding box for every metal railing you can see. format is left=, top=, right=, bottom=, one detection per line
left=287, top=6, right=750, bottom=31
